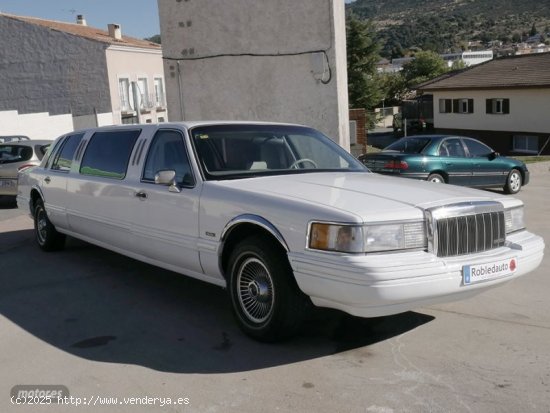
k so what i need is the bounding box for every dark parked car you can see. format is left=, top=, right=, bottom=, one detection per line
left=359, top=135, right=529, bottom=194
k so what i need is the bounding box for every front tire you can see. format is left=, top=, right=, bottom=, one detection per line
left=504, top=169, right=522, bottom=194
left=227, top=235, right=309, bottom=342
left=34, top=199, right=66, bottom=251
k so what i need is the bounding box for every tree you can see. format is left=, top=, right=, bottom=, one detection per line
left=378, top=72, right=407, bottom=106
left=450, top=59, right=467, bottom=70
left=530, top=22, right=537, bottom=37
left=145, top=34, right=161, bottom=44
left=346, top=14, right=383, bottom=112
left=401, top=51, right=448, bottom=88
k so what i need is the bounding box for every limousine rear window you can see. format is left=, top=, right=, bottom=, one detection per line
left=80, top=130, right=141, bottom=179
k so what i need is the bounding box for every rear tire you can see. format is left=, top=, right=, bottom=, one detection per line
left=427, top=173, right=445, bottom=183
left=227, top=235, right=309, bottom=342
left=504, top=169, right=522, bottom=194
left=34, top=199, right=66, bottom=251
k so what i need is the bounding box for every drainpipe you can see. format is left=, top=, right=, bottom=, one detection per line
left=177, top=61, right=186, bottom=121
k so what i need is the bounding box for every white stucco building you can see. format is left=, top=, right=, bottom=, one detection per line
left=418, top=53, right=550, bottom=155
left=0, top=13, right=168, bottom=139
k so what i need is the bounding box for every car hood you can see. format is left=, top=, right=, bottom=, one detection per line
left=213, top=172, right=508, bottom=222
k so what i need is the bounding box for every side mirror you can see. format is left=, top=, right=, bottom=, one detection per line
left=488, top=151, right=499, bottom=160
left=154, top=169, right=181, bottom=193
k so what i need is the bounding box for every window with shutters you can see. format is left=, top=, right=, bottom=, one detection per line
left=452, top=98, right=474, bottom=114
left=486, top=98, right=510, bottom=115
left=438, top=99, right=452, bottom=113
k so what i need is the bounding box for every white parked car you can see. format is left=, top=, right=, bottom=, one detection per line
left=0, top=140, right=51, bottom=198
left=17, top=122, right=544, bottom=341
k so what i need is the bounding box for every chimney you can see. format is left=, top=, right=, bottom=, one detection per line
left=76, top=14, right=87, bottom=26
left=108, top=23, right=122, bottom=40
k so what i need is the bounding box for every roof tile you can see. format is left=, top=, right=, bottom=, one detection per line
left=418, top=52, right=550, bottom=90
left=2, top=13, right=160, bottom=50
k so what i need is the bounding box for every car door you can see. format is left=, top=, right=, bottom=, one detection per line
left=437, top=138, right=473, bottom=186
left=462, top=138, right=507, bottom=187
left=66, top=128, right=142, bottom=250
left=39, top=133, right=85, bottom=229
left=129, top=128, right=203, bottom=275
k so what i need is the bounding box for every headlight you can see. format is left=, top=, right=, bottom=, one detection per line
left=505, top=206, right=525, bottom=233
left=365, top=222, right=426, bottom=252
left=308, top=221, right=426, bottom=253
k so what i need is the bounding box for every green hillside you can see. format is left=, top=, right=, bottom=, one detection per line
left=348, top=0, right=550, bottom=57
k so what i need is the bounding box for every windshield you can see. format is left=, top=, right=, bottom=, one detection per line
left=191, top=124, right=366, bottom=180
left=0, top=144, right=33, bottom=164
left=384, top=137, right=431, bottom=154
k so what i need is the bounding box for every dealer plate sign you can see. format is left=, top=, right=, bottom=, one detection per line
left=463, top=257, right=517, bottom=285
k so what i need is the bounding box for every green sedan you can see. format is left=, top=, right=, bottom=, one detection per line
left=359, top=135, right=529, bottom=194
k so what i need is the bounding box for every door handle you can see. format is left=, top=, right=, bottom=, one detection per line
left=135, top=191, right=148, bottom=200
left=44, top=176, right=51, bottom=184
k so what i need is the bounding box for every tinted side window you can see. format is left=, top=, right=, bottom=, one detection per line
left=439, top=139, right=466, bottom=157
left=80, top=130, right=140, bottom=179
left=51, top=133, right=84, bottom=172
left=36, top=145, right=50, bottom=160
left=464, top=139, right=492, bottom=157
left=143, top=130, right=194, bottom=186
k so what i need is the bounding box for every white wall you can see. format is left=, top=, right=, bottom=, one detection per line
left=72, top=112, right=116, bottom=130
left=0, top=110, right=73, bottom=140
left=105, top=46, right=168, bottom=124
left=433, top=89, right=550, bottom=133
left=158, top=0, right=349, bottom=148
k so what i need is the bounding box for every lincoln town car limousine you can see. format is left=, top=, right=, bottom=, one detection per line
left=17, top=122, right=544, bottom=341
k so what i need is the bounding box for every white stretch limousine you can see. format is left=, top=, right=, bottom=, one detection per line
left=17, top=122, right=544, bottom=341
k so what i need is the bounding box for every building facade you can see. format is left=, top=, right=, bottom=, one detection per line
left=157, top=0, right=350, bottom=148
left=418, top=53, right=550, bottom=155
left=0, top=14, right=167, bottom=139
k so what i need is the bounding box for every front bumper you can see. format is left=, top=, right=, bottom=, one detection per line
left=288, top=230, right=544, bottom=317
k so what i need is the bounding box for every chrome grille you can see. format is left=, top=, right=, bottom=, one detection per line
left=427, top=202, right=506, bottom=258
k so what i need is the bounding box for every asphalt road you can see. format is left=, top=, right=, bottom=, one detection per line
left=1, top=165, right=549, bottom=413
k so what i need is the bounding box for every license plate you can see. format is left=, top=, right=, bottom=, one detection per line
left=463, top=257, right=517, bottom=285
left=0, top=180, right=14, bottom=188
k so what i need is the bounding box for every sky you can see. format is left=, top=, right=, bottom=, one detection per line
left=0, top=0, right=161, bottom=39
left=0, top=0, right=354, bottom=40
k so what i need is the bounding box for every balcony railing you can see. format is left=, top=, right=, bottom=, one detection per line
left=120, top=93, right=165, bottom=114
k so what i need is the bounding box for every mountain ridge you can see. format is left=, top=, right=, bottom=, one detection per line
left=348, top=0, right=550, bottom=57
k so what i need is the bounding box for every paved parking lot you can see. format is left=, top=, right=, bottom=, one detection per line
left=1, top=164, right=549, bottom=413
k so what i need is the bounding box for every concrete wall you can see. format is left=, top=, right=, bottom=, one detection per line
left=105, top=46, right=168, bottom=124
left=0, top=110, right=73, bottom=140
left=72, top=112, right=116, bottom=130
left=158, top=0, right=349, bottom=148
left=0, top=15, right=112, bottom=117
left=432, top=89, right=550, bottom=134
